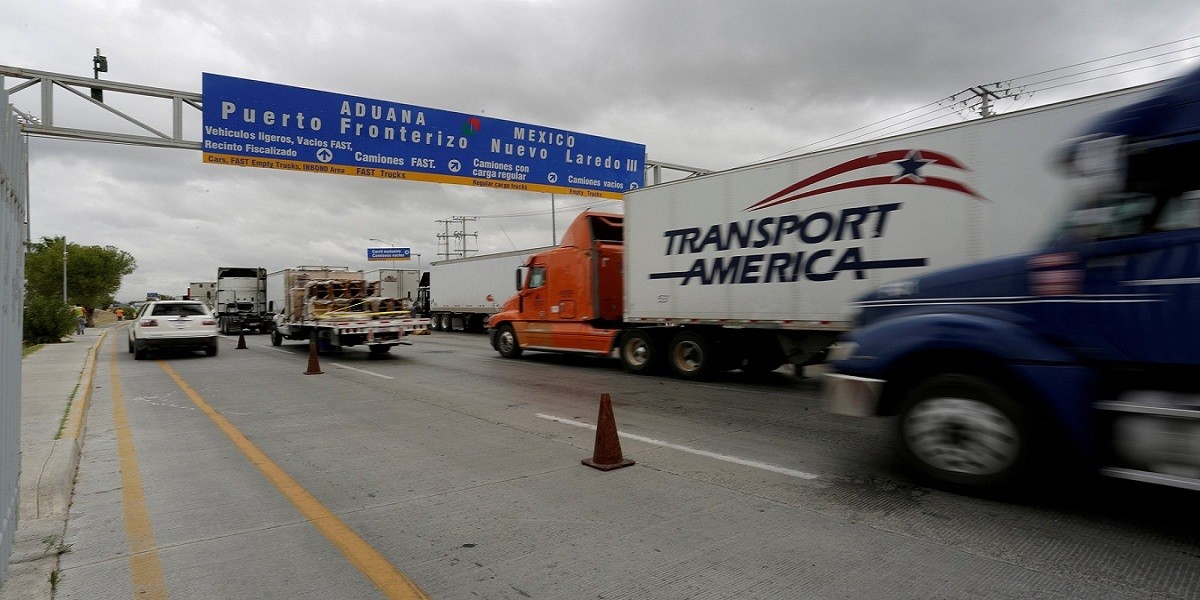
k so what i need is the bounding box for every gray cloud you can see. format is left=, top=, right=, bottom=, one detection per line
left=5, top=0, right=1199, bottom=300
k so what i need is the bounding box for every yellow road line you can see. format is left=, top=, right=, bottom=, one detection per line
left=110, top=340, right=170, bottom=599
left=157, top=362, right=430, bottom=600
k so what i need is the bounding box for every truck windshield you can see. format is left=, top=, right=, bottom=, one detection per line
left=1050, top=188, right=1200, bottom=245
left=1053, top=192, right=1158, bottom=244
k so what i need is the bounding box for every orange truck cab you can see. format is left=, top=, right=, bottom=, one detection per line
left=488, top=212, right=625, bottom=358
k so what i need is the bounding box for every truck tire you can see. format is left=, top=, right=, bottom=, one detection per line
left=898, top=374, right=1040, bottom=493
left=667, top=331, right=715, bottom=380
left=431, top=313, right=443, bottom=331
left=441, top=314, right=454, bottom=332
left=271, top=329, right=282, bottom=346
left=619, top=330, right=659, bottom=374
left=495, top=324, right=523, bottom=358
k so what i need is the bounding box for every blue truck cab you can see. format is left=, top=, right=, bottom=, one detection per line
left=824, top=66, right=1200, bottom=493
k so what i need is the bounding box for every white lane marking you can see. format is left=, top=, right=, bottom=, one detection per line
left=536, top=413, right=818, bottom=480
left=330, top=363, right=395, bottom=379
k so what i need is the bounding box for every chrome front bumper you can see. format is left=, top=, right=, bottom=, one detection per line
left=822, top=373, right=885, bottom=417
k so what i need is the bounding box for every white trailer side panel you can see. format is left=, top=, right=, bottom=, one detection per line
left=625, top=85, right=1155, bottom=326
left=266, top=270, right=288, bottom=316
left=365, top=269, right=421, bottom=300
left=430, top=247, right=554, bottom=313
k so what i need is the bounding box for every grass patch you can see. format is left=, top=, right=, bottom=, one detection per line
left=54, top=383, right=80, bottom=441
left=22, top=343, right=44, bottom=358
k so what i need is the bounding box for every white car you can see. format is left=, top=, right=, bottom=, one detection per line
left=127, top=300, right=219, bottom=360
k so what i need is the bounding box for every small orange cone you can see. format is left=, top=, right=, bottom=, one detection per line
left=236, top=330, right=248, bottom=349
left=582, top=393, right=634, bottom=471
left=304, top=341, right=323, bottom=375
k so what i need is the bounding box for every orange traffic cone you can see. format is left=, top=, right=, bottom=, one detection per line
left=582, top=393, right=635, bottom=471
left=236, top=330, right=248, bottom=349
left=304, top=341, right=324, bottom=375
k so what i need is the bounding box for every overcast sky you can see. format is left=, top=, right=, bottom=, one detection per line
left=4, top=1, right=1200, bottom=302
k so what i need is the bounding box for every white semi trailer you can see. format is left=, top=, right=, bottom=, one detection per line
left=486, top=82, right=1159, bottom=378
left=427, top=247, right=554, bottom=332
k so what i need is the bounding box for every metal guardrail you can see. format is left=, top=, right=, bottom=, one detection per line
left=0, top=74, right=30, bottom=585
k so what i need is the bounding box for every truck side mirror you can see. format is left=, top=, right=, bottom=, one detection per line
left=515, top=267, right=524, bottom=291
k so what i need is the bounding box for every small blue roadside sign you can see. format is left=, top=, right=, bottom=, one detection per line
left=367, top=247, right=411, bottom=262
left=201, top=73, right=646, bottom=199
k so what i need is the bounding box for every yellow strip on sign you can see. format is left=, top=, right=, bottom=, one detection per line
left=157, top=362, right=430, bottom=600
left=110, top=341, right=170, bottom=599
left=202, top=151, right=628, bottom=199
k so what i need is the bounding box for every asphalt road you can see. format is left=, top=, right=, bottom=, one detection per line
left=57, top=329, right=1200, bottom=599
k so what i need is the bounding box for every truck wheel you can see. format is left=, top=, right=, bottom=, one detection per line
left=431, top=314, right=442, bottom=331
left=495, top=324, right=523, bottom=358
left=441, top=314, right=454, bottom=332
left=619, top=330, right=659, bottom=374
left=271, top=330, right=282, bottom=346
left=667, top=331, right=715, bottom=380
left=898, top=374, right=1039, bottom=493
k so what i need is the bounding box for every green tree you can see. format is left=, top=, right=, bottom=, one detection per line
left=22, top=295, right=76, bottom=345
left=25, top=236, right=137, bottom=324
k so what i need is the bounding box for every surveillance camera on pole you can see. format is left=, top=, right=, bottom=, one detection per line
left=91, top=48, right=107, bottom=102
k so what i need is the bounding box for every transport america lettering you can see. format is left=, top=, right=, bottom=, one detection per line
left=651, top=203, right=927, bottom=285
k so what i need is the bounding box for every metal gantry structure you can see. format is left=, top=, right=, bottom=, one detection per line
left=0, top=64, right=710, bottom=180
left=0, top=65, right=202, bottom=150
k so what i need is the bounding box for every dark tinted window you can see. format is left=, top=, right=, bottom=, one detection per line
left=149, top=303, right=207, bottom=317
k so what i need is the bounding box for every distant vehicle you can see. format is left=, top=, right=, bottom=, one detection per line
left=428, top=248, right=553, bottom=332
left=364, top=268, right=421, bottom=305
left=824, top=66, right=1200, bottom=494
left=127, top=300, right=219, bottom=360
left=486, top=82, right=1155, bottom=379
left=215, top=266, right=268, bottom=334
left=266, top=266, right=431, bottom=354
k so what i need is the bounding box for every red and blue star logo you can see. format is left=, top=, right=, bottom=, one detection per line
left=746, top=149, right=984, bottom=212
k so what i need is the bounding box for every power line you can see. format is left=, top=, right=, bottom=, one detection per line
left=756, top=37, right=1200, bottom=163
left=1005, top=35, right=1200, bottom=83
left=473, top=198, right=621, bottom=219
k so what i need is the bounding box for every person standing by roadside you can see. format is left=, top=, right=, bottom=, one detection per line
left=73, top=305, right=86, bottom=335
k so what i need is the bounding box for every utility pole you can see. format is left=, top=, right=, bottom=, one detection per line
left=454, top=216, right=477, bottom=258
left=965, top=82, right=1018, bottom=118
left=436, top=219, right=453, bottom=260
left=436, top=216, right=478, bottom=259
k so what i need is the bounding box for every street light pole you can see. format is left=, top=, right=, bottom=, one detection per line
left=62, top=236, right=68, bottom=303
